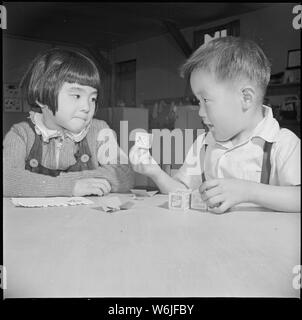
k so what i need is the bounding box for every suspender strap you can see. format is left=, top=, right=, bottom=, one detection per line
left=260, top=141, right=273, bottom=184
left=25, top=120, right=44, bottom=174
left=69, top=137, right=94, bottom=172
left=200, top=143, right=207, bottom=183
left=25, top=120, right=94, bottom=176
left=200, top=136, right=272, bottom=185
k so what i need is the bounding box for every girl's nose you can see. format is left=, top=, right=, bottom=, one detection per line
left=80, top=100, right=90, bottom=113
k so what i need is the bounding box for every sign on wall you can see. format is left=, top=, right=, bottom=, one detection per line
left=3, top=83, right=22, bottom=112
left=194, top=20, right=240, bottom=48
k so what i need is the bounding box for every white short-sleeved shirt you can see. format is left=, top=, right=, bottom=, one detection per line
left=173, top=105, right=301, bottom=190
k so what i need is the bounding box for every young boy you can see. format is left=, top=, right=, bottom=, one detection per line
left=130, top=37, right=300, bottom=213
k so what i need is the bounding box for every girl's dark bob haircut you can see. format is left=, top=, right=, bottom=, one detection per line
left=20, top=48, right=101, bottom=114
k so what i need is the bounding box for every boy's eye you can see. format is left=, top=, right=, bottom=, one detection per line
left=198, top=97, right=209, bottom=105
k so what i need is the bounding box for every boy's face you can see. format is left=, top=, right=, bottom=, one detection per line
left=190, top=69, right=246, bottom=142
left=54, top=82, right=98, bottom=133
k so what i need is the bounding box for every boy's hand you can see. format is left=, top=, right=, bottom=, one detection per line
left=129, top=145, right=161, bottom=178
left=199, top=178, right=252, bottom=213
left=72, top=178, right=111, bottom=196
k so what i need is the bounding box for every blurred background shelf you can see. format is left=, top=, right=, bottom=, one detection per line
left=267, top=82, right=300, bottom=96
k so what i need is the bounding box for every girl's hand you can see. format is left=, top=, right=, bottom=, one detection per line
left=72, top=178, right=111, bottom=196
left=129, top=145, right=161, bottom=178
left=199, top=178, right=252, bottom=213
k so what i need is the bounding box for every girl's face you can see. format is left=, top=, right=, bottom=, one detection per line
left=54, top=82, right=98, bottom=133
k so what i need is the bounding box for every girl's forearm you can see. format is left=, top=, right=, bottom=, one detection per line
left=4, top=164, right=135, bottom=197
left=248, top=183, right=301, bottom=212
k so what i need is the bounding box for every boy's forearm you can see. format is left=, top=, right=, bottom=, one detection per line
left=248, top=183, right=301, bottom=212
left=150, top=169, right=188, bottom=194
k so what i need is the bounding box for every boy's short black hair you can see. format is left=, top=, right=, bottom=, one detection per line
left=180, top=36, right=271, bottom=101
left=20, top=48, right=101, bottom=114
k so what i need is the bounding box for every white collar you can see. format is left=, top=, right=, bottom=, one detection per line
left=251, top=105, right=280, bottom=142
left=205, top=105, right=280, bottom=149
left=29, top=111, right=91, bottom=143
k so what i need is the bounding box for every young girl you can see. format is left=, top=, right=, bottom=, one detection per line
left=3, top=48, right=134, bottom=197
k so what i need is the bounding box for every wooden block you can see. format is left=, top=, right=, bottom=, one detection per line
left=168, top=190, right=191, bottom=210
left=135, top=132, right=153, bottom=149
left=190, top=189, right=207, bottom=211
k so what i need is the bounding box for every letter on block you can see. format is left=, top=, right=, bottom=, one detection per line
left=169, top=190, right=191, bottom=210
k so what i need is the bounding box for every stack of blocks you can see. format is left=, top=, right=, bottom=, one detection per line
left=168, top=189, right=207, bottom=211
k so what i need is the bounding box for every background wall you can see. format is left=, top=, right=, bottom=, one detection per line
left=2, top=3, right=300, bottom=135
left=2, top=38, right=100, bottom=134
left=112, top=3, right=300, bottom=105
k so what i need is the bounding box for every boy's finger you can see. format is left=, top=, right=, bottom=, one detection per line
left=199, top=179, right=220, bottom=194
left=130, top=148, right=140, bottom=165
left=206, top=194, right=224, bottom=208
left=129, top=145, right=141, bottom=161
left=140, top=152, right=152, bottom=165
left=202, top=185, right=221, bottom=201
left=210, top=201, right=229, bottom=214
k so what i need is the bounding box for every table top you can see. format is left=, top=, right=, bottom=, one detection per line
left=3, top=194, right=301, bottom=298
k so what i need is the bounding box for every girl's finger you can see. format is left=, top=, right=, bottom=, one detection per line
left=95, top=183, right=109, bottom=195
left=89, top=188, right=104, bottom=197
left=95, top=179, right=111, bottom=193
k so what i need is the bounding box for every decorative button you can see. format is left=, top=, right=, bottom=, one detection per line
left=29, top=158, right=39, bottom=168
left=81, top=154, right=90, bottom=163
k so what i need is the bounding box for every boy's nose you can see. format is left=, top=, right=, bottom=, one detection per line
left=198, top=104, right=211, bottom=125
left=198, top=104, right=207, bottom=118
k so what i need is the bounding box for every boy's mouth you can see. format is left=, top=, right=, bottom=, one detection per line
left=204, top=122, right=214, bottom=130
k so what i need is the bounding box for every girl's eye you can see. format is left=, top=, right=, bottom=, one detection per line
left=71, top=94, right=81, bottom=99
left=91, top=97, right=97, bottom=103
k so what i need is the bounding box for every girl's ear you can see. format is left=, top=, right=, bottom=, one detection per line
left=36, top=100, right=57, bottom=123
left=240, top=86, right=256, bottom=111
left=35, top=100, right=48, bottom=110
left=36, top=100, right=55, bottom=116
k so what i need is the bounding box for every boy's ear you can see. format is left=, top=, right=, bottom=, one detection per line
left=240, top=87, right=256, bottom=111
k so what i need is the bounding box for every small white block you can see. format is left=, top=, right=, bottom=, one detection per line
left=135, top=132, right=153, bottom=149
left=190, top=189, right=207, bottom=211
left=169, top=191, right=191, bottom=210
